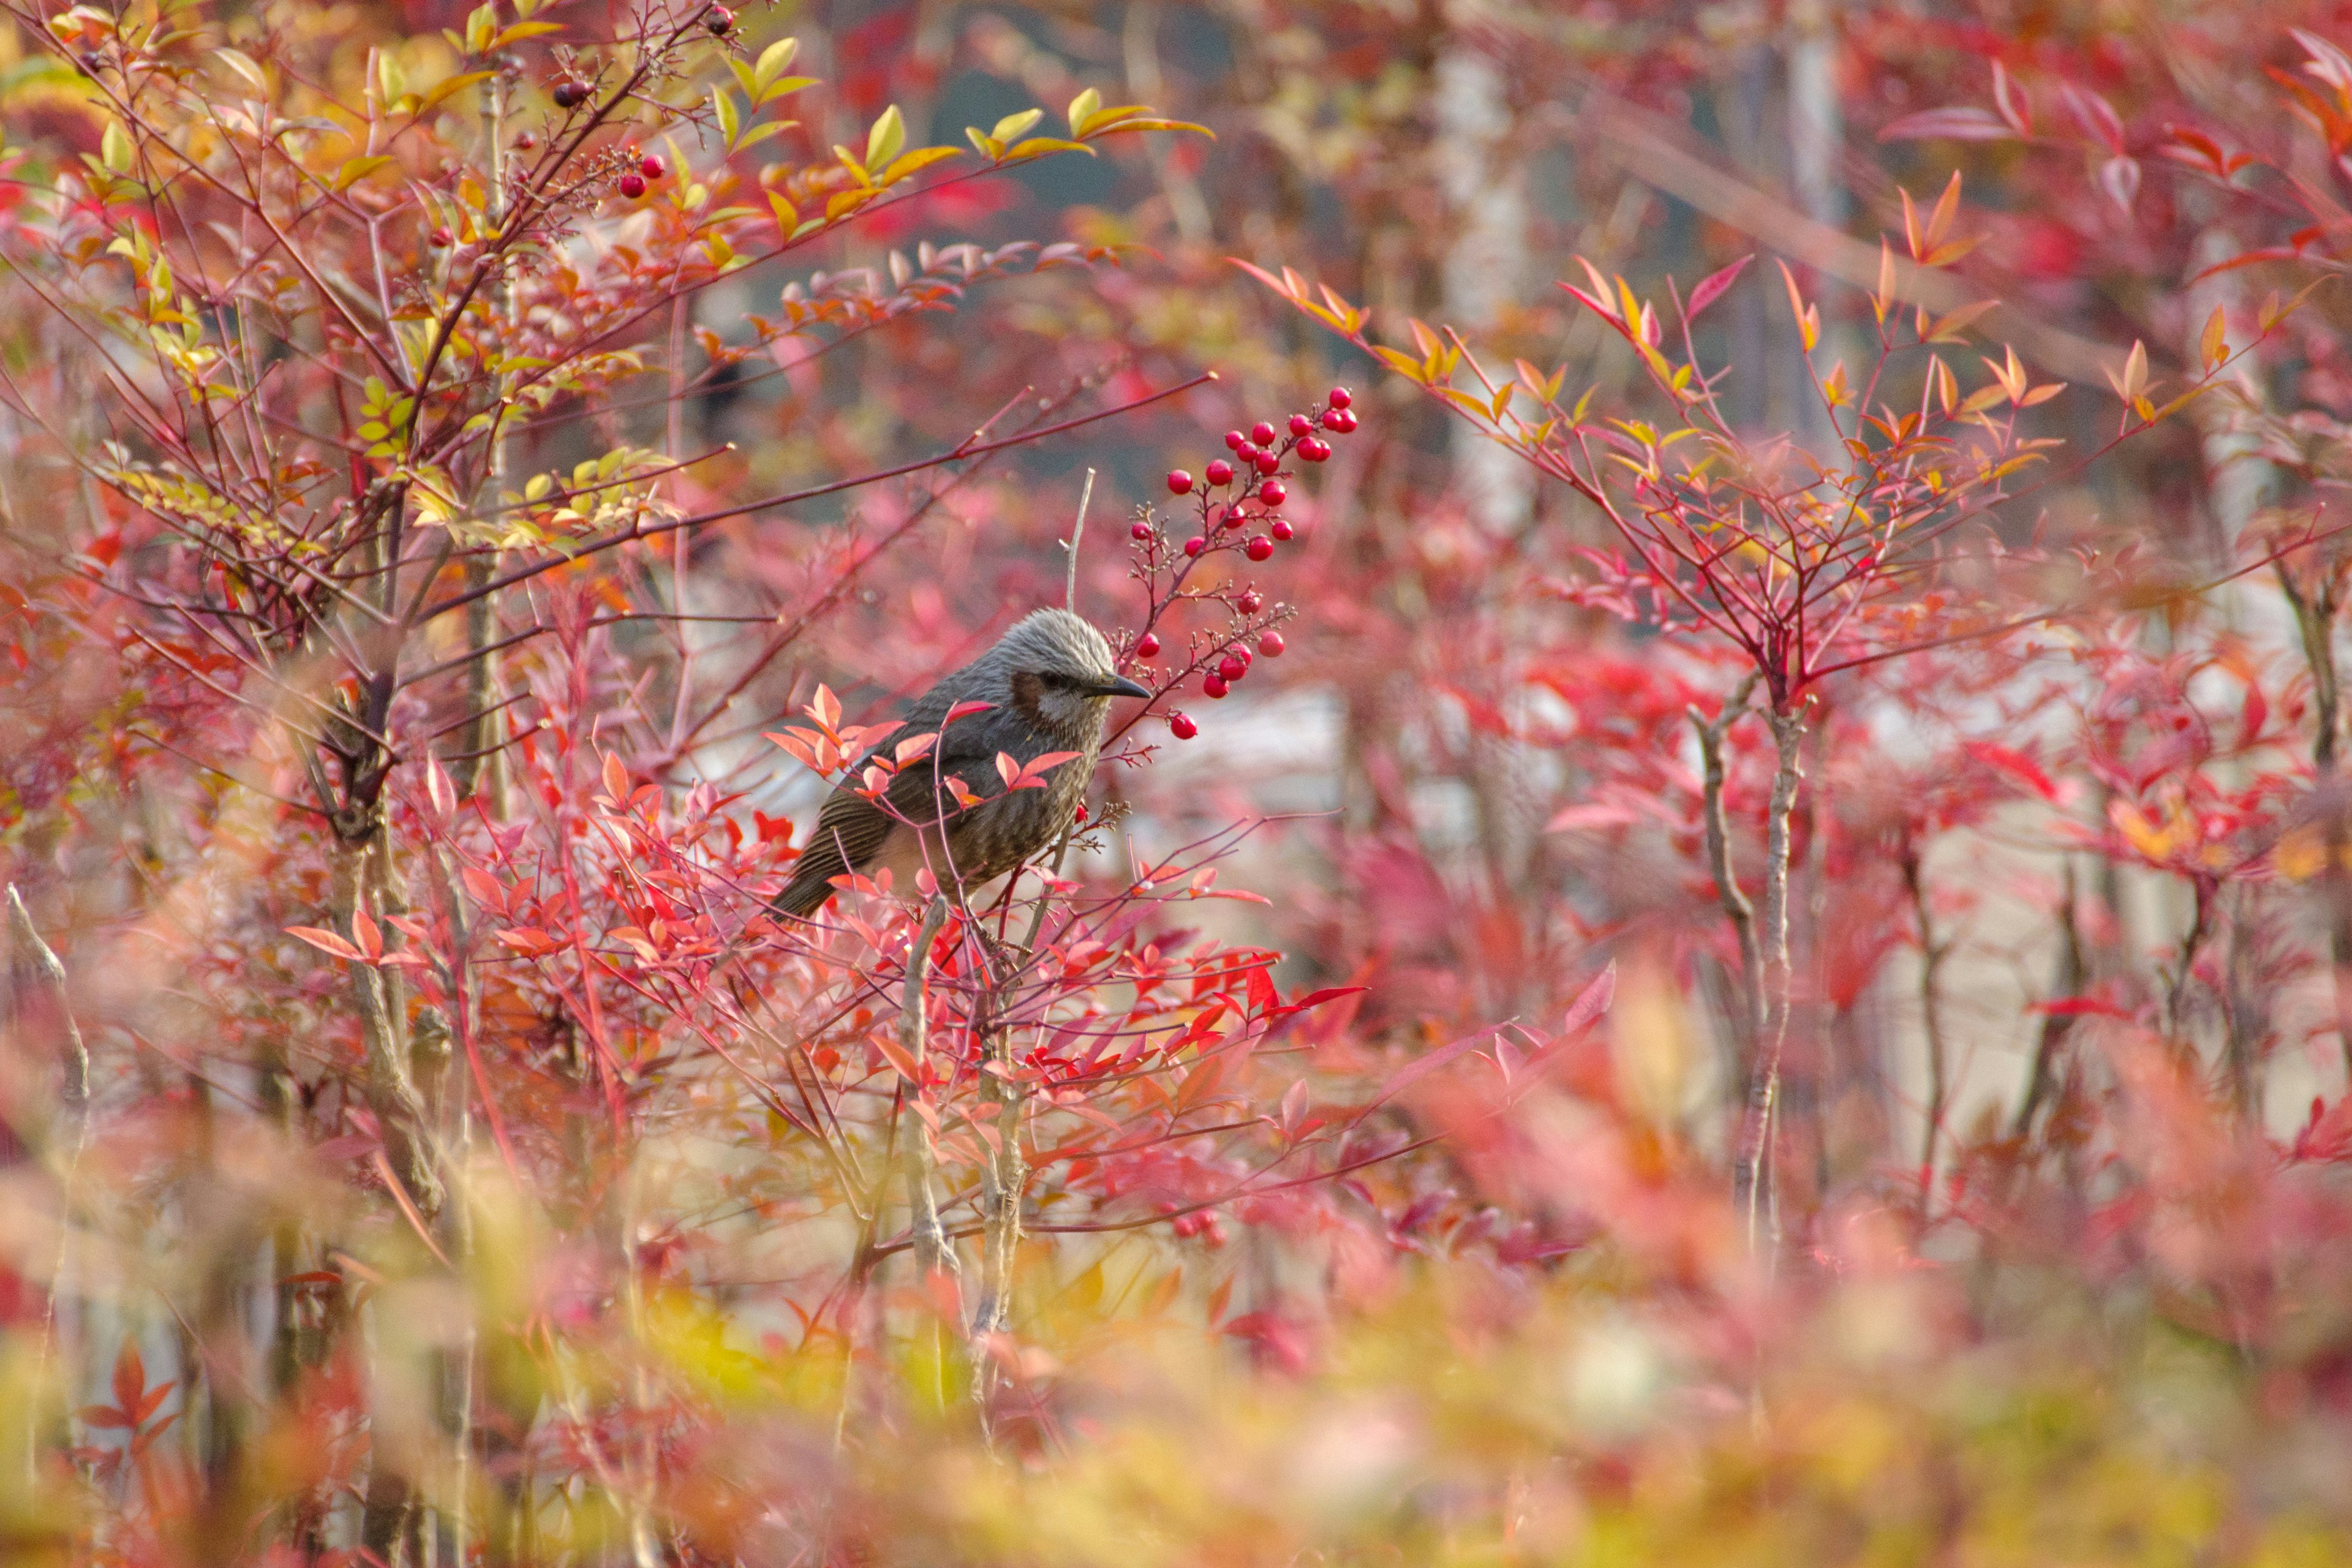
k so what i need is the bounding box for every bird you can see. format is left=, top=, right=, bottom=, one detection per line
left=771, top=608, right=1151, bottom=919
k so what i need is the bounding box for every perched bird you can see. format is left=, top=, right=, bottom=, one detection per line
left=772, top=608, right=1150, bottom=918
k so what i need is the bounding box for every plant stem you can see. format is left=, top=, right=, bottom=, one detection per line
left=899, top=896, right=962, bottom=1406
left=2278, top=559, right=2352, bottom=1080
left=1900, top=843, right=1949, bottom=1216
left=1732, top=699, right=1808, bottom=1256
left=1689, top=671, right=1764, bottom=1047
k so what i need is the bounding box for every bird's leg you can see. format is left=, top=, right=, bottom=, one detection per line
left=898, top=895, right=963, bottom=1404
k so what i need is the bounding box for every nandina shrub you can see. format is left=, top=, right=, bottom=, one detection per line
left=10, top=2, right=2352, bottom=1565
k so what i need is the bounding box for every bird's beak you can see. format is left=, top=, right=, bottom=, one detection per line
left=1094, top=675, right=1152, bottom=700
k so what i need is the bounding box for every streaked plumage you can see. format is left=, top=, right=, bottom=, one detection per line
left=772, top=609, right=1149, bottom=918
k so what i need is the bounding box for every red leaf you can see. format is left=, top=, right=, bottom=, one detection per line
left=1684, top=254, right=1753, bottom=320
left=1964, top=741, right=2061, bottom=802
left=111, top=1341, right=145, bottom=1425
left=873, top=1031, right=923, bottom=1085
left=287, top=925, right=366, bottom=963
left=459, top=865, right=507, bottom=914
left=1559, top=962, right=1616, bottom=1038
left=1245, top=963, right=1277, bottom=1016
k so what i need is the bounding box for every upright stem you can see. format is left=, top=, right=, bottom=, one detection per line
left=2012, top=859, right=2086, bottom=1144
left=450, top=72, right=515, bottom=806
left=7, top=885, right=89, bottom=1491
left=1900, top=843, right=1949, bottom=1215
left=330, top=822, right=443, bottom=1219
left=899, top=896, right=961, bottom=1406
left=1689, top=672, right=1765, bottom=1047
left=1732, top=700, right=1808, bottom=1256
left=2278, top=560, right=2352, bottom=1080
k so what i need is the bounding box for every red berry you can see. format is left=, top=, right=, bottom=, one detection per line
left=1218, top=654, right=1246, bottom=682
left=1202, top=674, right=1230, bottom=699
left=1251, top=420, right=1277, bottom=447
left=1299, top=437, right=1330, bottom=462
left=1254, top=450, right=1280, bottom=475
left=1235, top=443, right=1260, bottom=465
left=1238, top=590, right=1262, bottom=614
left=1216, top=505, right=1244, bottom=530
left=1224, top=429, right=1245, bottom=450
left=1167, top=469, right=1194, bottom=495
left=1074, top=802, right=1089, bottom=824
left=640, top=154, right=666, bottom=179
left=1328, top=386, right=1352, bottom=409
left=1331, top=409, right=1359, bottom=434
left=1270, top=518, right=1294, bottom=541
left=1258, top=481, right=1287, bottom=507
left=1235, top=643, right=1254, bottom=666
left=1289, top=413, right=1313, bottom=437
left=429, top=225, right=454, bottom=247
left=1131, top=520, right=1154, bottom=541
left=1183, top=536, right=1207, bottom=556
left=1245, top=535, right=1273, bottom=561
left=1205, top=459, right=1234, bottom=486
left=1259, top=630, right=1286, bottom=657
left=704, top=4, right=735, bottom=33
left=552, top=79, right=588, bottom=108
left=1169, top=712, right=1197, bottom=739
left=514, top=132, right=538, bottom=151
left=1135, top=632, right=1161, bottom=658
left=619, top=173, right=647, bottom=198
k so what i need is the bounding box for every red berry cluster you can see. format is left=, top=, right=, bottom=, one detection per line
left=617, top=151, right=666, bottom=200
left=1134, top=388, right=1354, bottom=741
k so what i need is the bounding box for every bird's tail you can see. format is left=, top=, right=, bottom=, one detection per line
left=769, top=870, right=832, bottom=920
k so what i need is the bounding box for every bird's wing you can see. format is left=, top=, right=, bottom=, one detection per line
left=773, top=665, right=1014, bottom=918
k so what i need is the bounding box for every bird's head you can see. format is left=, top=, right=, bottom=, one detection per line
left=986, top=608, right=1150, bottom=742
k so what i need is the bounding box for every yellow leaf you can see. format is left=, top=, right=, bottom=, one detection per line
left=878, top=145, right=960, bottom=186
left=2200, top=304, right=2227, bottom=371
left=1002, top=136, right=1091, bottom=160
left=990, top=107, right=1042, bottom=144
left=1066, top=86, right=1100, bottom=137
left=753, top=37, right=799, bottom=91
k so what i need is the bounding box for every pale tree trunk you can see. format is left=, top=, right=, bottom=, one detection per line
left=1433, top=41, right=1532, bottom=535
left=1785, top=0, right=1850, bottom=459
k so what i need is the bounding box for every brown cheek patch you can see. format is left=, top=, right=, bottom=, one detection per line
left=1009, top=670, right=1045, bottom=724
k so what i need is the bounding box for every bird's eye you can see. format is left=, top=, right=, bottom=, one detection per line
left=1037, top=671, right=1071, bottom=691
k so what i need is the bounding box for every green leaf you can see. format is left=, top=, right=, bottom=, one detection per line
left=100, top=120, right=133, bottom=174
left=864, top=104, right=904, bottom=173
left=711, top=86, right=741, bottom=148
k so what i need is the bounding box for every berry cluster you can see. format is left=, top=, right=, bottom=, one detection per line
left=1124, top=387, right=1355, bottom=742
left=617, top=151, right=667, bottom=200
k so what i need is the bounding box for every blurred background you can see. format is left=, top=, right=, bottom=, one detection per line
left=10, top=0, right=2352, bottom=1560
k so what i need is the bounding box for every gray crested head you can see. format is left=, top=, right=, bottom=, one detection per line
left=976, top=608, right=1150, bottom=746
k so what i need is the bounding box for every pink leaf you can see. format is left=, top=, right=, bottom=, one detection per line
left=287, top=925, right=366, bottom=963
left=2098, top=154, right=2141, bottom=213
left=1879, top=107, right=2020, bottom=143
left=1685, top=254, right=1753, bottom=320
